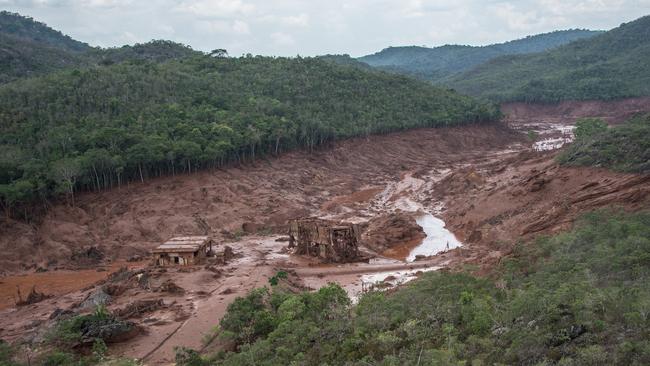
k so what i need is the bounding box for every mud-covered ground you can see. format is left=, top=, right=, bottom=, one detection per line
left=1, top=98, right=649, bottom=365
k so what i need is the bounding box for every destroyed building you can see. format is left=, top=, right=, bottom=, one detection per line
left=152, top=236, right=213, bottom=266
left=288, top=218, right=361, bottom=262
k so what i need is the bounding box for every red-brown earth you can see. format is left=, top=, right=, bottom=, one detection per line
left=1, top=97, right=649, bottom=364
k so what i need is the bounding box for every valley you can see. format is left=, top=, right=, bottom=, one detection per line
left=2, top=99, right=648, bottom=364
left=1, top=8, right=649, bottom=366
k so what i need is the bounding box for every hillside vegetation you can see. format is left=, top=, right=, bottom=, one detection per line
left=358, top=29, right=601, bottom=83
left=448, top=16, right=650, bottom=102
left=0, top=11, right=89, bottom=52
left=558, top=114, right=650, bottom=173
left=0, top=12, right=201, bottom=83
left=0, top=56, right=498, bottom=218
left=166, top=210, right=650, bottom=365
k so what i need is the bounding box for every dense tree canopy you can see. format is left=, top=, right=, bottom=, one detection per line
left=0, top=55, right=499, bottom=217
left=357, top=29, right=602, bottom=83
left=447, top=16, right=650, bottom=102
left=0, top=12, right=202, bottom=84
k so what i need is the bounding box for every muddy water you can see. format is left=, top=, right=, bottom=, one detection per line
left=406, top=214, right=462, bottom=262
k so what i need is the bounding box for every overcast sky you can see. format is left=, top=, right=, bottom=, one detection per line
left=2, top=0, right=649, bottom=56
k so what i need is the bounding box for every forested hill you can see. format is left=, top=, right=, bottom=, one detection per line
left=0, top=12, right=90, bottom=82
left=0, top=55, right=499, bottom=216
left=448, top=15, right=650, bottom=102
left=358, top=29, right=601, bottom=82
left=0, top=11, right=89, bottom=52
left=0, top=12, right=200, bottom=83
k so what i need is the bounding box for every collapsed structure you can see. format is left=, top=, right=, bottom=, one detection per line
left=151, top=236, right=213, bottom=266
left=288, top=218, right=361, bottom=263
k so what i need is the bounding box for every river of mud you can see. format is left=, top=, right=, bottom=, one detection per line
left=4, top=103, right=649, bottom=364
left=407, top=214, right=462, bottom=262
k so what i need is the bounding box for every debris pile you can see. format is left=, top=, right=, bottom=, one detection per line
left=288, top=218, right=362, bottom=263
left=114, top=299, right=165, bottom=319
left=77, top=317, right=140, bottom=345
left=15, top=286, right=52, bottom=306
left=156, top=280, right=185, bottom=295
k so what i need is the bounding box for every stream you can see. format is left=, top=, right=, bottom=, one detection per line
left=407, top=214, right=462, bottom=262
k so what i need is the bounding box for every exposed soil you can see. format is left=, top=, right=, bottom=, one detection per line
left=1, top=98, right=648, bottom=365
left=440, top=154, right=650, bottom=247
left=361, top=212, right=425, bottom=259
left=0, top=123, right=519, bottom=275
left=502, top=96, right=650, bottom=125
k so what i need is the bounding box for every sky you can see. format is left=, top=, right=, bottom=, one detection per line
left=1, top=0, right=650, bottom=57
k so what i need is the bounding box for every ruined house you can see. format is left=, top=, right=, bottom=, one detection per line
left=152, top=236, right=213, bottom=266
left=288, top=218, right=361, bottom=262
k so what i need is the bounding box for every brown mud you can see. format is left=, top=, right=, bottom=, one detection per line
left=1, top=97, right=649, bottom=364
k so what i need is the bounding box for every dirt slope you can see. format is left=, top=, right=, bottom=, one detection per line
left=436, top=152, right=650, bottom=269
left=502, top=96, right=650, bottom=125
left=0, top=124, right=519, bottom=275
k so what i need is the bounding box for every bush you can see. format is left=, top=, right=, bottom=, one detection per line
left=574, top=118, right=608, bottom=140
left=204, top=209, right=650, bottom=365
left=558, top=114, right=650, bottom=173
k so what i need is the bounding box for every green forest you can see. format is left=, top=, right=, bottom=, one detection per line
left=447, top=16, right=650, bottom=102
left=558, top=114, right=650, bottom=173
left=358, top=29, right=601, bottom=83
left=0, top=12, right=203, bottom=83
left=0, top=54, right=498, bottom=218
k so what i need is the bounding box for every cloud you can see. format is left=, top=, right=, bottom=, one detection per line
left=79, top=0, right=133, bottom=8
left=2, top=0, right=650, bottom=56
left=174, top=0, right=255, bottom=18
left=491, top=2, right=541, bottom=31
left=280, top=13, right=309, bottom=27
left=196, top=19, right=250, bottom=35
left=270, top=31, right=295, bottom=46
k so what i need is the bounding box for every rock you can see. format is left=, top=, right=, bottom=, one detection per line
left=79, top=317, right=140, bottom=344
left=383, top=275, right=397, bottom=282
left=157, top=280, right=185, bottom=295
left=49, top=308, right=76, bottom=320
left=362, top=213, right=425, bottom=253
left=79, top=289, right=112, bottom=309
left=114, top=299, right=164, bottom=319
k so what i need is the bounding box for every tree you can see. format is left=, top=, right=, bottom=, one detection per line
left=50, top=158, right=82, bottom=206
left=0, top=179, right=33, bottom=219
left=209, top=49, right=228, bottom=58
left=574, top=118, right=608, bottom=140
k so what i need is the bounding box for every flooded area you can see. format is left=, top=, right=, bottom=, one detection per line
left=407, top=214, right=462, bottom=262
left=533, top=136, right=574, bottom=151
left=515, top=122, right=576, bottom=151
